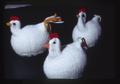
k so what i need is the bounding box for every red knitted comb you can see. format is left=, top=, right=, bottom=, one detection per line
left=79, top=8, right=87, bottom=13
left=10, top=16, right=20, bottom=21
left=49, top=33, right=59, bottom=39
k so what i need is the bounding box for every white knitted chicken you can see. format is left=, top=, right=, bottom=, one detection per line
left=72, top=8, right=102, bottom=48
left=43, top=33, right=87, bottom=79
left=6, top=14, right=64, bottom=57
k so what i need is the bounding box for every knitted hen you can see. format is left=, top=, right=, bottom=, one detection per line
left=6, top=14, right=64, bottom=57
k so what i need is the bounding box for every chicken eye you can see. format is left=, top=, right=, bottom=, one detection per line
left=81, top=38, right=85, bottom=42
left=53, top=41, right=56, bottom=44
left=82, top=14, right=85, bottom=18
left=98, top=17, right=101, bottom=22
left=13, top=23, right=16, bottom=25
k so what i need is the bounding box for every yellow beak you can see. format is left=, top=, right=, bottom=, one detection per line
left=6, top=22, right=11, bottom=27
left=43, top=43, right=49, bottom=49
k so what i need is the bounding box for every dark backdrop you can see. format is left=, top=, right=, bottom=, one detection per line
left=0, top=0, right=116, bottom=79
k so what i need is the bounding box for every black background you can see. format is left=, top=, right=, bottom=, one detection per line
left=0, top=0, right=117, bottom=80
